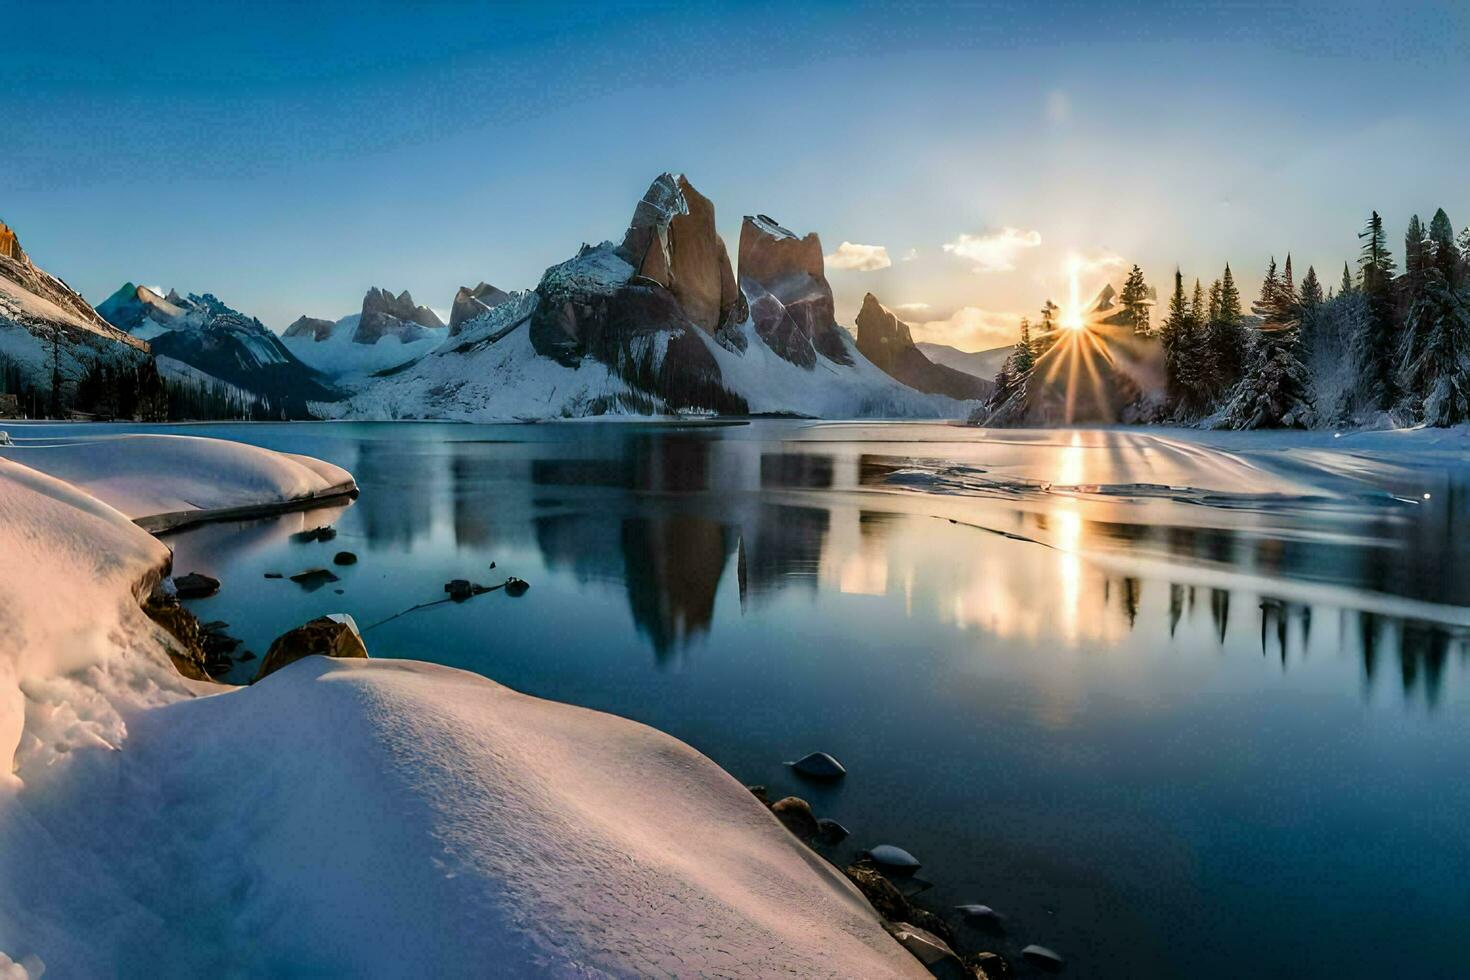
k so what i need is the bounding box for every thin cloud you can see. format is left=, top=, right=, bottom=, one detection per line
left=891, top=302, right=931, bottom=316
left=824, top=241, right=892, bottom=272
left=943, top=228, right=1042, bottom=273
left=908, top=306, right=1023, bottom=351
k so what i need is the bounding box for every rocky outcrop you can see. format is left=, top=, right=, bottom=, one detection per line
left=283, top=315, right=337, bottom=341
left=737, top=214, right=849, bottom=368
left=254, top=614, right=367, bottom=681
left=354, top=287, right=445, bottom=345
left=855, top=294, right=988, bottom=401
left=527, top=175, right=750, bottom=415
left=449, top=282, right=510, bottom=336
left=620, top=173, right=746, bottom=335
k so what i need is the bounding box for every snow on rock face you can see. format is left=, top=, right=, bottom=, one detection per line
left=354, top=287, right=446, bottom=345
left=281, top=315, right=336, bottom=341
left=448, top=281, right=510, bottom=336
left=0, top=433, right=354, bottom=525
left=856, top=294, right=990, bottom=401
left=738, top=214, right=850, bottom=367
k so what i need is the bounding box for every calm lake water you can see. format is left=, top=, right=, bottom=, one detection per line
left=76, top=420, right=1470, bottom=977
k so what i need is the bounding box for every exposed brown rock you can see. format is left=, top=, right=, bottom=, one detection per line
left=843, top=861, right=911, bottom=922
left=855, top=294, right=989, bottom=400
left=737, top=214, right=849, bottom=366
left=449, top=282, right=511, bottom=336
left=254, top=615, right=367, bottom=682
left=770, top=796, right=820, bottom=839
left=354, top=287, right=444, bottom=344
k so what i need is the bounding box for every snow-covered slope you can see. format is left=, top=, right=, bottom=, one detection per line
left=281, top=312, right=444, bottom=381
left=0, top=432, right=354, bottom=526
left=97, top=285, right=335, bottom=414
left=0, top=440, right=922, bottom=978
left=0, top=221, right=150, bottom=395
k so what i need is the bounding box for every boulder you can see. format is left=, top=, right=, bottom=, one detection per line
left=855, top=293, right=988, bottom=400
left=770, top=796, right=819, bottom=839
left=173, top=572, right=220, bottom=599
left=967, top=952, right=1011, bottom=979
left=289, top=567, right=339, bottom=590
left=816, top=817, right=850, bottom=843
left=867, top=844, right=921, bottom=873
left=738, top=214, right=850, bottom=366
left=283, top=315, right=337, bottom=341
left=449, top=282, right=511, bottom=336
left=883, top=921, right=970, bottom=980
left=333, top=551, right=357, bottom=566
left=1021, top=945, right=1064, bottom=972
left=789, top=751, right=846, bottom=780
left=255, top=614, right=368, bottom=682
left=843, top=862, right=911, bottom=922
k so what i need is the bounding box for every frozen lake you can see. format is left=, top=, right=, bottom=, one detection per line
left=29, top=419, right=1468, bottom=978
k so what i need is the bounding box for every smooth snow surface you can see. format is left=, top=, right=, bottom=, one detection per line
left=280, top=313, right=445, bottom=380
left=0, top=438, right=921, bottom=979
left=0, top=432, right=353, bottom=521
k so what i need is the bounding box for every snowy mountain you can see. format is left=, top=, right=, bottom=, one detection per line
left=449, top=281, right=510, bottom=336
left=856, top=293, right=991, bottom=399
left=0, top=218, right=150, bottom=401
left=916, top=342, right=1011, bottom=382
left=328, top=174, right=974, bottom=420
left=281, top=286, right=451, bottom=380
left=98, top=283, right=335, bottom=414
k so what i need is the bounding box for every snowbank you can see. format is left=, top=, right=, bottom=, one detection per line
left=0, top=432, right=355, bottom=529
left=0, top=443, right=919, bottom=978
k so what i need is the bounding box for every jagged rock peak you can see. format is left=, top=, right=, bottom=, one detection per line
left=449, top=281, right=511, bottom=336
left=618, top=172, right=744, bottom=334
left=0, top=219, right=25, bottom=263
left=855, top=292, right=914, bottom=370
left=737, top=213, right=845, bottom=368
left=854, top=293, right=989, bottom=401
left=354, top=286, right=444, bottom=344
left=283, top=315, right=337, bottom=341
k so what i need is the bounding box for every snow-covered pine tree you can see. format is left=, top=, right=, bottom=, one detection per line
left=1404, top=214, right=1429, bottom=304
left=1160, top=269, right=1190, bottom=413
left=1404, top=267, right=1470, bottom=425
left=1177, top=279, right=1210, bottom=416
left=1340, top=262, right=1354, bottom=296
left=1120, top=265, right=1152, bottom=337
left=1222, top=259, right=1313, bottom=428
left=1012, top=317, right=1036, bottom=376
left=1208, top=263, right=1247, bottom=398
left=1299, top=265, right=1323, bottom=355
left=1357, top=211, right=1399, bottom=409
left=1429, top=208, right=1459, bottom=283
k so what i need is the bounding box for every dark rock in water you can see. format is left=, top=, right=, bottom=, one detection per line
left=333, top=589, right=345, bottom=595
left=882, top=921, right=969, bottom=980
left=488, top=561, right=496, bottom=569
left=445, top=579, right=475, bottom=601
left=816, top=818, right=850, bottom=843
left=843, top=862, right=911, bottom=922
left=263, top=571, right=283, bottom=579
left=867, top=844, right=921, bottom=873
left=908, top=907, right=955, bottom=946
left=333, top=551, right=357, bottom=566
left=967, top=951, right=1012, bottom=979
left=289, top=567, right=340, bottom=591
left=788, top=751, right=846, bottom=780
left=237, top=650, right=257, bottom=662
left=746, top=785, right=771, bottom=806
left=955, top=904, right=1001, bottom=923
left=173, top=572, right=220, bottom=599
left=255, top=614, right=367, bottom=682
left=504, top=577, right=529, bottom=597
left=1021, top=945, right=1064, bottom=971
left=293, top=525, right=337, bottom=543
left=770, top=796, right=819, bottom=839
left=201, top=620, right=229, bottom=632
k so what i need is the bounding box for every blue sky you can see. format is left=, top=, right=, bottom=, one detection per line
left=4, top=1, right=1468, bottom=350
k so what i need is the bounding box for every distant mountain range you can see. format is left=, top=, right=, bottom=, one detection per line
left=3, top=174, right=1014, bottom=420
left=915, top=342, right=1012, bottom=383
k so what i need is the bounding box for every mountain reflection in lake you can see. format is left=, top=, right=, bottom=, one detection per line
left=148, top=420, right=1470, bottom=980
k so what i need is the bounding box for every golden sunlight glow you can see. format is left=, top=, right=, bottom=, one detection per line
left=1059, top=255, right=1086, bottom=330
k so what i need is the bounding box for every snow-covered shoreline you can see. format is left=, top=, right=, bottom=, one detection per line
left=0, top=435, right=922, bottom=978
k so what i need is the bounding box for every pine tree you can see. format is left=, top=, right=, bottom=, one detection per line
left=1119, top=264, right=1152, bottom=337
left=1357, top=211, right=1399, bottom=409
left=1208, top=263, right=1247, bottom=398
left=1034, top=300, right=1061, bottom=361
left=1428, top=208, right=1459, bottom=284
left=1222, top=259, right=1312, bottom=428
left=1160, top=269, right=1192, bottom=413
left=1340, top=262, right=1355, bottom=297
left=1404, top=268, right=1470, bottom=425
left=1404, top=214, right=1429, bottom=303
left=1299, top=265, right=1324, bottom=354
left=48, top=326, right=62, bottom=418
left=1012, top=317, right=1035, bottom=376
